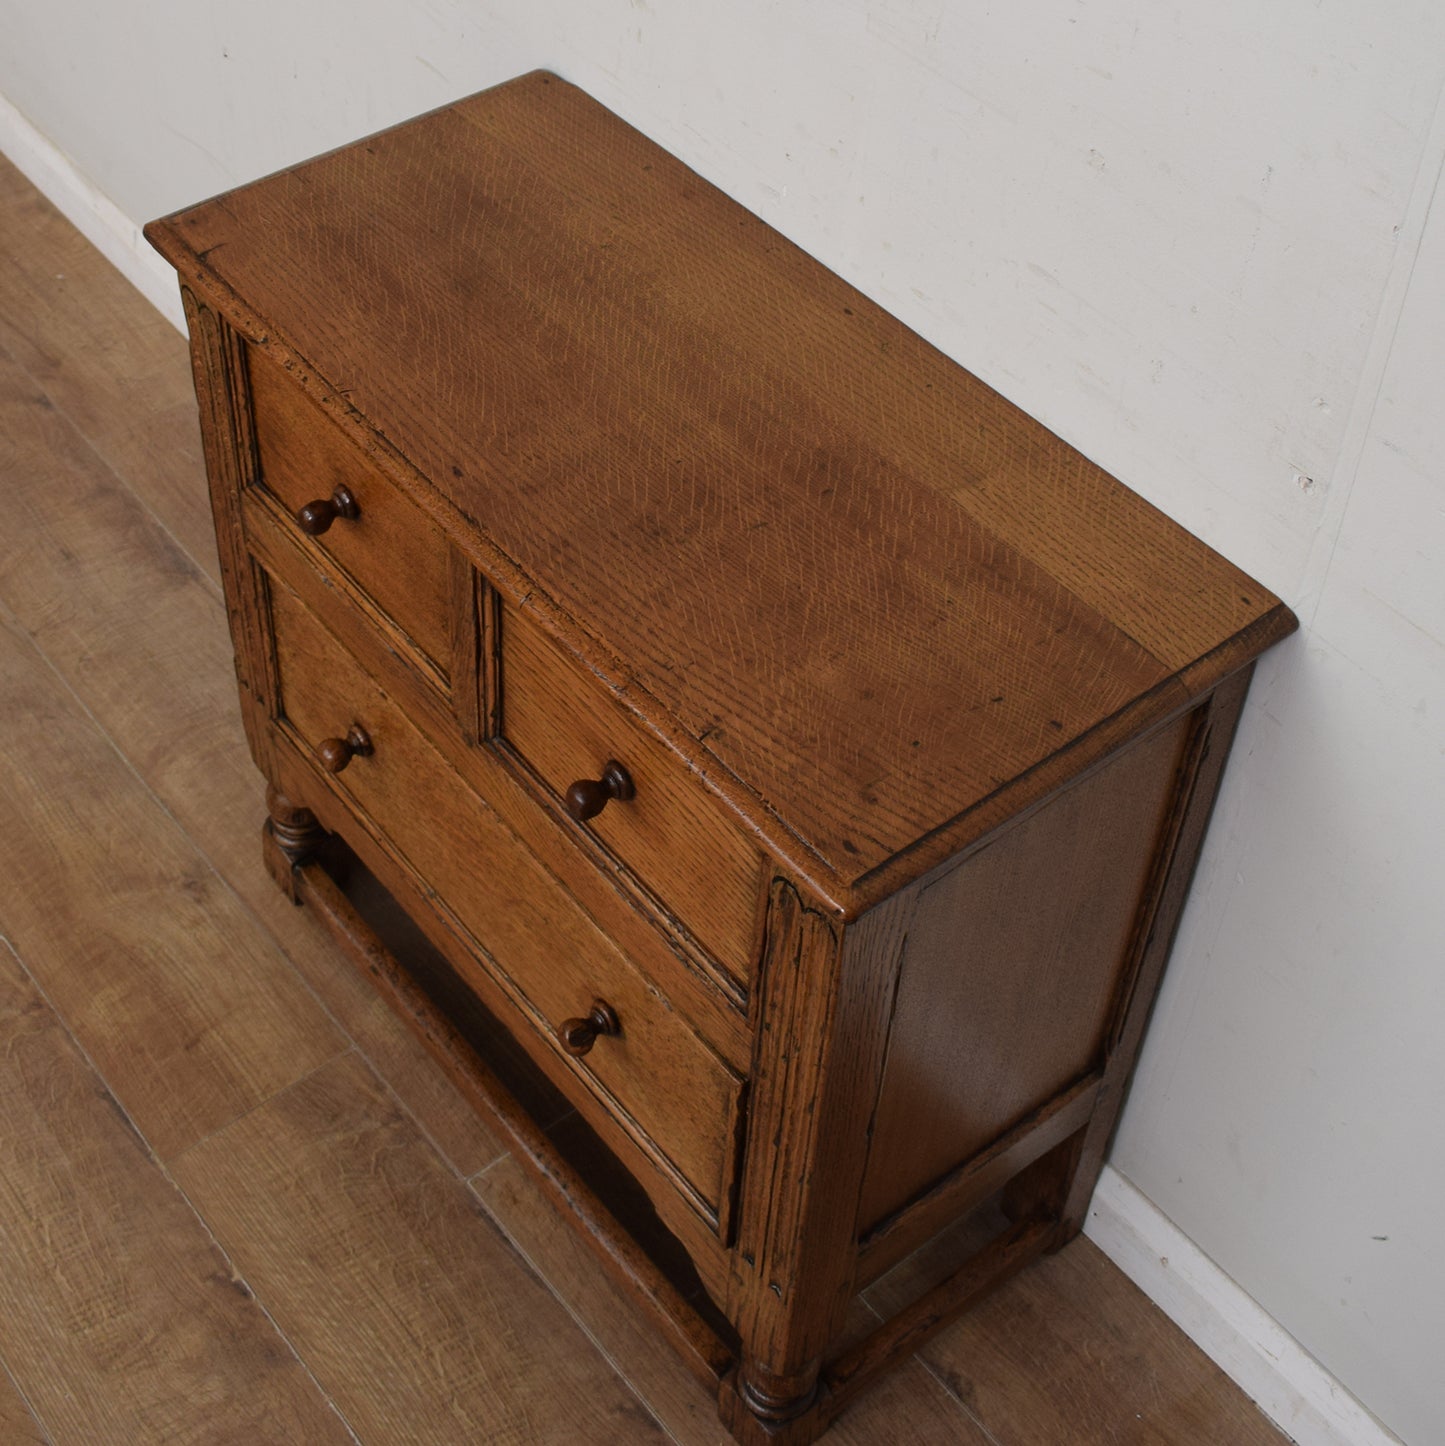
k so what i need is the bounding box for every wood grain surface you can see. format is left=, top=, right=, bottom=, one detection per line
left=0, top=593, right=341, bottom=1160
left=0, top=939, right=351, bottom=1444
left=473, top=1154, right=736, bottom=1446
left=474, top=1155, right=996, bottom=1446
left=147, top=71, right=1295, bottom=896
left=268, top=573, right=745, bottom=1216
left=869, top=1233, right=1286, bottom=1445
left=0, top=141, right=1289, bottom=1446
left=149, top=77, right=1300, bottom=1442
left=0, top=1360, right=46, bottom=1445
left=171, top=1049, right=670, bottom=1443
left=503, top=598, right=764, bottom=979
left=857, top=713, right=1191, bottom=1230
left=240, top=475, right=755, bottom=1062
left=0, top=157, right=215, bottom=581
left=0, top=324, right=504, bottom=1177
left=248, top=341, right=454, bottom=670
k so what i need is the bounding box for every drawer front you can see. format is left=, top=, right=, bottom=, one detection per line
left=266, top=570, right=743, bottom=1223
left=502, top=605, right=763, bottom=985
left=248, top=345, right=453, bottom=672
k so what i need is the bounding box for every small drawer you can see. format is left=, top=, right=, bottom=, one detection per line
left=266, top=571, right=744, bottom=1226
left=247, top=344, right=453, bottom=672
left=501, top=604, right=764, bottom=986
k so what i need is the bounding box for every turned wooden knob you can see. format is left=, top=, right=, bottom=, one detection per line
left=563, top=760, right=635, bottom=822
left=295, top=484, right=360, bottom=535
left=316, top=723, right=374, bottom=774
left=558, top=999, right=621, bottom=1057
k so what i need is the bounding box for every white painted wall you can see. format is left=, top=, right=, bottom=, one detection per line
left=3, top=3, right=1440, bottom=1440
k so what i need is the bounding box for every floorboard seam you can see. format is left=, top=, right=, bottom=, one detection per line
left=465, top=1170, right=692, bottom=1446
left=4, top=558, right=519, bottom=1209
left=0, top=330, right=224, bottom=604
left=855, top=1294, right=1007, bottom=1446
left=346, top=1040, right=511, bottom=1185
left=910, top=1355, right=1009, bottom=1446
left=0, top=417, right=512, bottom=1187
left=0, top=937, right=361, bottom=1443
left=0, top=591, right=495, bottom=1182
left=170, top=1044, right=356, bottom=1165
left=0, top=1346, right=54, bottom=1445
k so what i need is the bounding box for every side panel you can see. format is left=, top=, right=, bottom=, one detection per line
left=857, top=711, right=1195, bottom=1234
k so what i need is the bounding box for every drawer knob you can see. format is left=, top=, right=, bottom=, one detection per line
left=564, top=760, right=635, bottom=822
left=316, top=723, right=374, bottom=774
left=559, top=999, right=621, bottom=1057
left=296, top=484, right=360, bottom=536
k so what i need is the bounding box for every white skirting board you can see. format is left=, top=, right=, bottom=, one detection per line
left=1086, top=1167, right=1401, bottom=1446
left=0, top=82, right=1400, bottom=1446
left=0, top=89, right=186, bottom=332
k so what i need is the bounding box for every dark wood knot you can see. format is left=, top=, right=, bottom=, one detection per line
left=558, top=999, right=620, bottom=1057
left=295, top=484, right=360, bottom=535
left=316, top=723, right=374, bottom=774
left=563, top=760, right=635, bottom=822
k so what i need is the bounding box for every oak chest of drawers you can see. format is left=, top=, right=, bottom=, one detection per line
left=148, top=71, right=1296, bottom=1443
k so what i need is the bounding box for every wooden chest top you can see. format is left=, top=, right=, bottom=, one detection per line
left=147, top=70, right=1294, bottom=909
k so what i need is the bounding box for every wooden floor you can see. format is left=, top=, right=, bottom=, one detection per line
left=0, top=153, right=1290, bottom=1446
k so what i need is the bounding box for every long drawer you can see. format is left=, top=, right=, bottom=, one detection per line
left=264, top=567, right=746, bottom=1228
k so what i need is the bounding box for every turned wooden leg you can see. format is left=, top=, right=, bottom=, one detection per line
left=720, top=1358, right=829, bottom=1446
left=262, top=784, right=327, bottom=902
left=738, top=1357, right=820, bottom=1424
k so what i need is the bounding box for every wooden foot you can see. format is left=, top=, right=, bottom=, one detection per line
left=262, top=785, right=327, bottom=902
left=718, top=1368, right=828, bottom=1446
left=737, top=1358, right=820, bottom=1424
